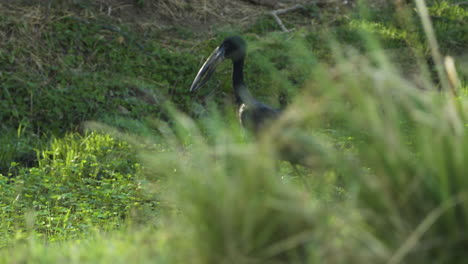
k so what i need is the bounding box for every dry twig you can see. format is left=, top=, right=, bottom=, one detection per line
left=270, top=4, right=306, bottom=32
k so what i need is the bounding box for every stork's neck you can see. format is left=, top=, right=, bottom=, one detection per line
left=232, top=58, right=254, bottom=105
left=232, top=58, right=244, bottom=87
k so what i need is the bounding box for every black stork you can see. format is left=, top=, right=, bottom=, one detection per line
left=189, top=36, right=281, bottom=135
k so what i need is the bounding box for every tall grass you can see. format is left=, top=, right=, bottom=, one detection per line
left=118, top=30, right=466, bottom=264
left=140, top=3, right=468, bottom=263
left=311, top=47, right=468, bottom=263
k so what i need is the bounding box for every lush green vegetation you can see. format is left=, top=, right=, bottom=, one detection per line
left=1, top=0, right=467, bottom=263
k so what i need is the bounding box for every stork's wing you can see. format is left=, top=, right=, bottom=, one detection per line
left=240, top=102, right=281, bottom=135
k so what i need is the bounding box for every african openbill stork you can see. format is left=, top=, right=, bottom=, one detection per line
left=190, top=36, right=281, bottom=135
left=190, top=36, right=319, bottom=168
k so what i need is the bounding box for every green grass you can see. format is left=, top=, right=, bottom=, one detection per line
left=0, top=132, right=152, bottom=246
left=0, top=0, right=467, bottom=263
left=0, top=9, right=200, bottom=133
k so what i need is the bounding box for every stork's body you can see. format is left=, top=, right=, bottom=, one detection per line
left=190, top=36, right=280, bottom=135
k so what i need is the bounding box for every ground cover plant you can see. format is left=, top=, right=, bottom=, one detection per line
left=0, top=0, right=467, bottom=263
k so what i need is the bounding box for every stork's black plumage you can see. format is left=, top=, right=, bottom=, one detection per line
left=190, top=36, right=280, bottom=135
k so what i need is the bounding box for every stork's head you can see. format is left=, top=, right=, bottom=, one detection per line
left=221, top=36, right=246, bottom=61
left=189, top=36, right=247, bottom=92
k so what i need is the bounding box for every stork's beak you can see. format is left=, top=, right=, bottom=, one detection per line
left=190, top=45, right=226, bottom=92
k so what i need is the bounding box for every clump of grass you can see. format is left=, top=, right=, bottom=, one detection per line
left=308, top=48, right=468, bottom=263
left=137, top=110, right=375, bottom=264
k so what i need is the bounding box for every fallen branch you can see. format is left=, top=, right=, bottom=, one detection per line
left=270, top=4, right=306, bottom=32
left=269, top=1, right=349, bottom=32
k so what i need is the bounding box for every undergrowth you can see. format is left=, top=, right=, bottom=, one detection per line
left=0, top=132, right=150, bottom=247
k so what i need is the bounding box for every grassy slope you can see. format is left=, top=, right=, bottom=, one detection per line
left=1, top=0, right=467, bottom=263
